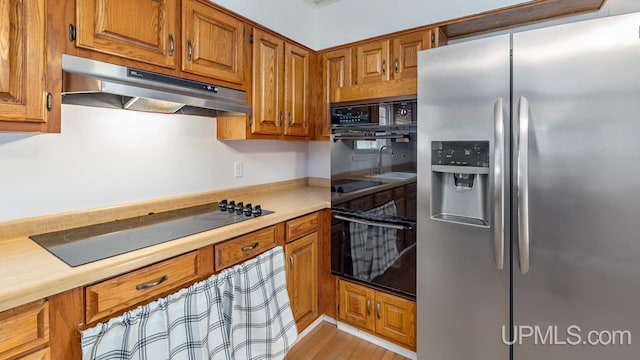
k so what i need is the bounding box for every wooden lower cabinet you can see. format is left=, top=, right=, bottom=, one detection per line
left=337, top=279, right=416, bottom=349
left=285, top=232, right=319, bottom=332
left=14, top=347, right=50, bottom=360
left=0, top=300, right=49, bottom=360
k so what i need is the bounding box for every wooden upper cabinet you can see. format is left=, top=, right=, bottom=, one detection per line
left=251, top=29, right=284, bottom=135
left=354, top=39, right=390, bottom=85
left=392, top=30, right=432, bottom=80
left=283, top=43, right=309, bottom=137
left=0, top=0, right=48, bottom=130
left=324, top=48, right=352, bottom=103
left=76, top=0, right=178, bottom=68
left=182, top=0, right=245, bottom=83
left=285, top=232, right=319, bottom=332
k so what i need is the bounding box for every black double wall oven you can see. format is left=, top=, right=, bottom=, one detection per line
left=330, top=98, right=417, bottom=298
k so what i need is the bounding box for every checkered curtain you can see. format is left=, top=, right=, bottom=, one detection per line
left=81, top=247, right=297, bottom=360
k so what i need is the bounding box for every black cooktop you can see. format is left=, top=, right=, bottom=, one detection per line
left=29, top=200, right=272, bottom=267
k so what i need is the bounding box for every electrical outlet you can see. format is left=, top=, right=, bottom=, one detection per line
left=233, top=161, right=243, bottom=178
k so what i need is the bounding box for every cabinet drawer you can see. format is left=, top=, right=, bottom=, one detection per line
left=374, top=190, right=393, bottom=207
left=85, top=250, right=204, bottom=324
left=0, top=301, right=49, bottom=359
left=348, top=195, right=374, bottom=211
left=215, top=226, right=277, bottom=271
left=14, top=347, right=50, bottom=360
left=286, top=212, right=319, bottom=243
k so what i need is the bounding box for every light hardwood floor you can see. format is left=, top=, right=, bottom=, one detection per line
left=285, top=322, right=410, bottom=360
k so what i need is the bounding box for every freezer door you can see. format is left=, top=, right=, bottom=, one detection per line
left=512, top=12, right=640, bottom=359
left=417, top=34, right=510, bottom=360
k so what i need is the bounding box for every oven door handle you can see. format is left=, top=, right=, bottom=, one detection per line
left=334, top=214, right=412, bottom=230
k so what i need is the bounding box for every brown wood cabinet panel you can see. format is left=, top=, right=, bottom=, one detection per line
left=283, top=42, right=310, bottom=137
left=0, top=300, right=49, bottom=359
left=285, top=212, right=319, bottom=243
left=375, top=291, right=416, bottom=349
left=0, top=0, right=48, bottom=129
left=76, top=0, right=178, bottom=68
left=348, top=195, right=374, bottom=212
left=354, top=39, right=390, bottom=85
left=182, top=0, right=245, bottom=83
left=85, top=250, right=206, bottom=324
left=285, top=232, right=319, bottom=332
left=251, top=29, right=284, bottom=135
left=392, top=30, right=431, bottom=80
left=374, top=189, right=393, bottom=207
left=338, top=280, right=375, bottom=332
left=14, top=347, right=50, bottom=360
left=214, top=225, right=278, bottom=271
left=48, top=288, right=82, bottom=360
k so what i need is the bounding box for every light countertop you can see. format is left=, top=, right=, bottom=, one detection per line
left=0, top=184, right=330, bottom=313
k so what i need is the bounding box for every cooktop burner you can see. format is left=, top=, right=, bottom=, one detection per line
left=29, top=200, right=272, bottom=267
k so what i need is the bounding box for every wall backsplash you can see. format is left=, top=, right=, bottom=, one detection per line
left=0, top=105, right=312, bottom=222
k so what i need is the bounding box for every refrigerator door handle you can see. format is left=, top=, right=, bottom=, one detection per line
left=517, top=97, right=531, bottom=274
left=493, top=98, right=505, bottom=270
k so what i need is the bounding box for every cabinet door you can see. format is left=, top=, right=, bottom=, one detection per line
left=251, top=29, right=284, bottom=135
left=322, top=48, right=352, bottom=137
left=285, top=233, right=319, bottom=331
left=283, top=42, right=309, bottom=137
left=375, top=292, right=416, bottom=349
left=392, top=30, right=431, bottom=80
left=324, top=48, right=352, bottom=103
left=182, top=0, right=245, bottom=84
left=337, top=280, right=375, bottom=332
left=14, top=347, right=50, bottom=360
left=0, top=0, right=47, bottom=127
left=76, top=0, right=178, bottom=68
left=354, top=39, right=390, bottom=85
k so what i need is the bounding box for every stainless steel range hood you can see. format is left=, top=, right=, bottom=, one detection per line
left=61, top=54, right=251, bottom=116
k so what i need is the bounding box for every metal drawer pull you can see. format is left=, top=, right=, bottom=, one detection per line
left=289, top=255, right=294, bottom=270
left=187, top=39, right=193, bottom=61
left=394, top=58, right=399, bottom=73
left=382, top=59, right=387, bottom=75
left=136, top=275, right=169, bottom=290
left=376, top=301, right=381, bottom=319
left=366, top=298, right=371, bottom=315
left=168, top=33, right=174, bottom=57
left=241, top=242, right=259, bottom=252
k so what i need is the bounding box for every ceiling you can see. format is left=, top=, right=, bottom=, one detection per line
left=302, top=0, right=341, bottom=7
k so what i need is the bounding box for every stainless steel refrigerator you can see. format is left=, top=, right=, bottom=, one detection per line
left=417, top=12, right=640, bottom=359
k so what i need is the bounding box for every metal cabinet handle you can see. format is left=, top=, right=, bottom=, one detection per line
left=376, top=301, right=381, bottom=319
left=288, top=112, right=292, bottom=127
left=136, top=275, right=169, bottom=290
left=241, top=242, right=259, bottom=252
left=289, top=255, right=294, bottom=271
left=493, top=98, right=505, bottom=270
left=366, top=298, right=371, bottom=315
left=187, top=39, right=193, bottom=61
left=517, top=97, right=531, bottom=274
left=168, top=33, right=174, bottom=57
left=279, top=111, right=283, bottom=127
left=382, top=60, right=386, bottom=75
left=394, top=58, right=399, bottom=73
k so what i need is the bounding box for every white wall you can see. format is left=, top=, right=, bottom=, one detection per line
left=209, top=0, right=317, bottom=47
left=314, top=0, right=528, bottom=49
left=307, top=141, right=331, bottom=178
left=0, top=106, right=308, bottom=222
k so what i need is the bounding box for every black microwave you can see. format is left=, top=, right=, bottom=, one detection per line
left=331, top=99, right=417, bottom=126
